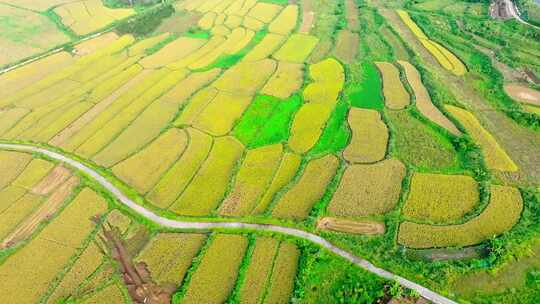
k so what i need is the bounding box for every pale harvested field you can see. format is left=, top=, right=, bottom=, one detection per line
left=31, top=165, right=71, bottom=195
left=328, top=159, right=406, bottom=217
left=317, top=217, right=385, bottom=235
left=333, top=29, right=359, bottom=64
left=0, top=4, right=69, bottom=67
left=398, top=60, right=461, bottom=135
left=74, top=32, right=119, bottom=56
left=504, top=84, right=540, bottom=106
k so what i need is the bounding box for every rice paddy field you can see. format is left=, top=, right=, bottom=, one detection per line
left=0, top=0, right=539, bottom=303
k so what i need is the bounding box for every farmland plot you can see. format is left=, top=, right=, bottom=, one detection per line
left=343, top=108, right=388, bottom=163
left=54, top=0, right=134, bottom=35
left=396, top=10, right=466, bottom=76
left=180, top=234, right=248, bottom=304
left=112, top=129, right=189, bottom=194
left=401, top=173, right=479, bottom=223
left=170, top=136, right=244, bottom=216
left=398, top=185, right=523, bottom=248
left=220, top=144, right=283, bottom=216
left=328, top=159, right=406, bottom=217
left=0, top=188, right=108, bottom=303
left=445, top=105, right=517, bottom=172
left=289, top=58, right=344, bottom=153
left=261, top=62, right=304, bottom=99
left=398, top=60, right=461, bottom=135
left=273, top=34, right=319, bottom=63
left=136, top=233, right=207, bottom=286
left=272, top=154, right=339, bottom=220
left=375, top=62, right=410, bottom=110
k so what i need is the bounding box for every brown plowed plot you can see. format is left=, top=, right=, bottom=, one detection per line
left=317, top=217, right=385, bottom=235
left=31, top=165, right=71, bottom=195
left=0, top=188, right=108, bottom=303
left=345, top=0, right=359, bottom=29
left=401, top=173, right=479, bottom=224
left=328, top=159, right=406, bottom=217
left=504, top=84, right=540, bottom=106
left=220, top=144, right=283, bottom=216
left=2, top=176, right=79, bottom=249
left=272, top=154, right=339, bottom=220
left=398, top=61, right=461, bottom=136
left=136, top=233, right=207, bottom=286
left=333, top=30, right=359, bottom=64
left=343, top=108, right=388, bottom=163
left=375, top=62, right=410, bottom=110
left=299, top=0, right=315, bottom=33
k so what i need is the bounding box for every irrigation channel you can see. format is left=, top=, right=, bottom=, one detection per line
left=0, top=143, right=458, bottom=304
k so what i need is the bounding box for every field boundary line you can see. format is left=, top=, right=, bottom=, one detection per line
left=0, top=142, right=458, bottom=304
left=0, top=30, right=111, bottom=75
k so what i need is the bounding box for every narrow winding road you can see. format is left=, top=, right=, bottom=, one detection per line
left=503, top=0, right=540, bottom=30
left=0, top=143, right=459, bottom=304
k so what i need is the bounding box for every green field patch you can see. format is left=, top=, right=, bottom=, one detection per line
left=308, top=100, right=351, bottom=157
left=345, top=61, right=384, bottom=110
left=386, top=110, right=461, bottom=171
left=233, top=94, right=303, bottom=149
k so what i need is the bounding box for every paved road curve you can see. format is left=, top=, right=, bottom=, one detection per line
left=0, top=143, right=459, bottom=304
left=504, top=0, right=540, bottom=30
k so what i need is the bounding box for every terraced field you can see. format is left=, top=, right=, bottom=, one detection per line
left=0, top=0, right=539, bottom=303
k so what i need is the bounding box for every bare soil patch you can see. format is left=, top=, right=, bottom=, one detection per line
left=346, top=0, right=359, bottom=29
left=333, top=29, right=359, bottom=64
left=31, top=165, right=71, bottom=195
left=317, top=217, right=385, bottom=235
left=504, top=83, right=540, bottom=105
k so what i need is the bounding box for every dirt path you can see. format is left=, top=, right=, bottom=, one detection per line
left=0, top=142, right=458, bottom=304
left=378, top=7, right=540, bottom=186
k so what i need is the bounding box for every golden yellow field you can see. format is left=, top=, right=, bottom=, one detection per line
left=181, top=234, right=248, bottom=304
left=272, top=154, right=339, bottom=220
left=402, top=173, right=479, bottom=223
left=261, top=61, right=304, bottom=99
left=445, top=105, right=518, bottom=172
left=375, top=61, right=410, bottom=110
left=220, top=144, right=283, bottom=216
left=170, top=136, right=244, bottom=216
left=396, top=10, right=466, bottom=76
left=328, top=159, right=406, bottom=217
left=273, top=34, right=319, bottom=63
left=343, top=108, right=389, bottom=163
left=112, top=128, right=189, bottom=194
left=398, top=185, right=523, bottom=248
left=397, top=60, right=461, bottom=135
